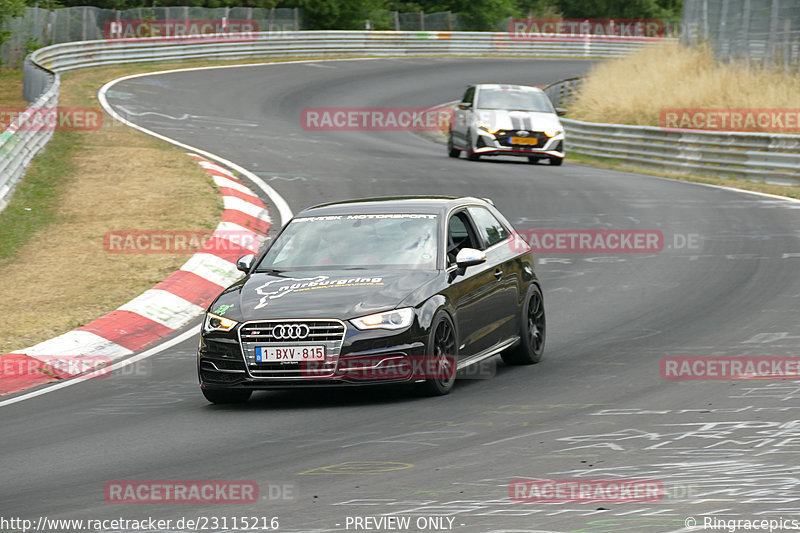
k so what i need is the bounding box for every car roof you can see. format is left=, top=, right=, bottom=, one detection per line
left=297, top=196, right=492, bottom=217
left=473, top=84, right=544, bottom=93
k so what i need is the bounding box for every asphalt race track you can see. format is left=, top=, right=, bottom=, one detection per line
left=2, top=58, right=800, bottom=533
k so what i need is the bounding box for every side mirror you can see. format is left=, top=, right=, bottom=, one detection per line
left=458, top=102, right=472, bottom=110
left=455, top=248, right=487, bottom=269
left=236, top=254, right=256, bottom=273
left=555, top=107, right=567, bottom=116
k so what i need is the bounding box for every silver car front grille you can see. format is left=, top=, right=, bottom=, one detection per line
left=238, top=319, right=346, bottom=378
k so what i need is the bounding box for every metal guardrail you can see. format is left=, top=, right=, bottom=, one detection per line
left=544, top=79, right=800, bottom=186
left=543, top=77, right=582, bottom=110
left=0, top=61, right=58, bottom=213
left=30, top=31, right=661, bottom=73
left=0, top=31, right=667, bottom=212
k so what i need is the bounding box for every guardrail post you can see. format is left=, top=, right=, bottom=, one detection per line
left=782, top=19, right=791, bottom=72
left=701, top=0, right=708, bottom=41
left=718, top=0, right=728, bottom=57
left=766, top=0, right=780, bottom=67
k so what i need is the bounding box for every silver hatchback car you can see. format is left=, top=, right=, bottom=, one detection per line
left=448, top=84, right=565, bottom=165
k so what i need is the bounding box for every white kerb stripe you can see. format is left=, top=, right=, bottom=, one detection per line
left=212, top=175, right=257, bottom=196
left=223, top=196, right=271, bottom=221
left=179, top=253, right=242, bottom=288
left=20, top=330, right=133, bottom=359
left=198, top=160, right=235, bottom=178
left=214, top=221, right=267, bottom=252
left=117, top=289, right=205, bottom=330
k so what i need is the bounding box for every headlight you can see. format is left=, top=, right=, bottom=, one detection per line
left=544, top=127, right=563, bottom=138
left=476, top=121, right=492, bottom=133
left=203, top=312, right=238, bottom=334
left=351, top=308, right=414, bottom=331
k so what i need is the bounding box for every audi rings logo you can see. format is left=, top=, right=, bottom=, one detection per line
left=272, top=324, right=310, bottom=340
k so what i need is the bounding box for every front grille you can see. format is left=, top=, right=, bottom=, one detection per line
left=495, top=130, right=548, bottom=148
left=238, top=320, right=346, bottom=379
left=201, top=369, right=245, bottom=384
left=240, top=321, right=345, bottom=343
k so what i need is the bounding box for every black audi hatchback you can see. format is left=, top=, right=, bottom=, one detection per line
left=198, top=196, right=545, bottom=403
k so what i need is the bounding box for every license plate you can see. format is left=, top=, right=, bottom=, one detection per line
left=511, top=136, right=538, bottom=145
left=255, top=346, right=325, bottom=362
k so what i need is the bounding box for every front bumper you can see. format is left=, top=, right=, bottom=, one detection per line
left=199, top=320, right=429, bottom=390
left=474, top=129, right=565, bottom=158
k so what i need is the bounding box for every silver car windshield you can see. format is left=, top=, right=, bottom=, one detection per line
left=257, top=214, right=439, bottom=270
left=477, top=89, right=554, bottom=113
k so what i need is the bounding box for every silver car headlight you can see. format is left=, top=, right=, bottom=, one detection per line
left=351, top=308, right=414, bottom=331
left=203, top=312, right=238, bottom=334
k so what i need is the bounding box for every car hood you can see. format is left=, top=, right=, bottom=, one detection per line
left=211, top=269, right=439, bottom=321
left=475, top=109, right=561, bottom=133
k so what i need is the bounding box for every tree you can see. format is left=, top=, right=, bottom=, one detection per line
left=283, top=0, right=388, bottom=30
left=1, top=0, right=27, bottom=58
left=437, top=0, right=517, bottom=30
left=557, top=0, right=674, bottom=19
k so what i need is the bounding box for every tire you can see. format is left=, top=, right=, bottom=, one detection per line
left=202, top=388, right=252, bottom=404
left=502, top=284, right=546, bottom=365
left=417, top=311, right=458, bottom=396
left=465, top=132, right=480, bottom=161
left=527, top=156, right=541, bottom=164
left=447, top=132, right=460, bottom=158
left=548, top=156, right=564, bottom=166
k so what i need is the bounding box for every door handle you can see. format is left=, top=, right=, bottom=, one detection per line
left=494, top=268, right=503, bottom=280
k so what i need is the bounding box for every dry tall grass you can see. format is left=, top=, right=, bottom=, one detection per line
left=570, top=41, right=800, bottom=129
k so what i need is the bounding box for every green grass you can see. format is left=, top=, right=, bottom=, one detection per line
left=0, top=70, right=25, bottom=108
left=0, top=132, right=82, bottom=269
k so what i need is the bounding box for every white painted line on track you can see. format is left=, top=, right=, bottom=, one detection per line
left=3, top=60, right=349, bottom=405
left=646, top=173, right=800, bottom=204
left=482, top=427, right=562, bottom=446
left=97, top=58, right=395, bottom=226
left=0, top=326, right=199, bottom=408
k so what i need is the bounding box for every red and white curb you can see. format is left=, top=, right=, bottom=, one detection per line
left=0, top=154, right=271, bottom=395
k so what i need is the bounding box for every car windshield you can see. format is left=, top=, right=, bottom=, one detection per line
left=476, top=89, right=554, bottom=112
left=256, top=214, right=439, bottom=270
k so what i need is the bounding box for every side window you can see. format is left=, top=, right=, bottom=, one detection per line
left=468, top=207, right=510, bottom=248
left=461, top=86, right=475, bottom=105
left=446, top=211, right=480, bottom=265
